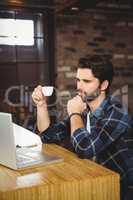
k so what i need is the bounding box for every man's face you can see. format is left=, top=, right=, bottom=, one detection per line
left=76, top=68, right=100, bottom=101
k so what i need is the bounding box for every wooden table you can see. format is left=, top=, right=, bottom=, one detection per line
left=0, top=144, right=120, bottom=200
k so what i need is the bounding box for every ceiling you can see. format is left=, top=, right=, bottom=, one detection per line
left=55, top=0, right=133, bottom=14
left=0, top=0, right=133, bottom=14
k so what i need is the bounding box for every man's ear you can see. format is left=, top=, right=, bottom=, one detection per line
left=100, top=80, right=109, bottom=91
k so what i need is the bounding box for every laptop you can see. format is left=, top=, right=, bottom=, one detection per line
left=0, top=112, right=63, bottom=170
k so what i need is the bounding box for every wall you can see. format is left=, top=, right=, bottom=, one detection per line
left=54, top=12, right=133, bottom=120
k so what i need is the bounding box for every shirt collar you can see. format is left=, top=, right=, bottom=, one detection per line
left=91, top=96, right=109, bottom=119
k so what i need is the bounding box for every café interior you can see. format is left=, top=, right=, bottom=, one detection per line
left=0, top=0, right=133, bottom=129
left=0, top=1, right=133, bottom=199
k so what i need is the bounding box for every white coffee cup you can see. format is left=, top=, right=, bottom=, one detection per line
left=42, top=86, right=54, bottom=96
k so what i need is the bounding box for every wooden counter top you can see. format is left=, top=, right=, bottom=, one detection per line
left=0, top=144, right=120, bottom=200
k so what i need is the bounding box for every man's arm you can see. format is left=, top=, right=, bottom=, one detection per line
left=67, top=94, right=131, bottom=158
left=40, top=117, right=70, bottom=144
left=69, top=114, right=84, bottom=134
left=32, top=85, right=50, bottom=133
left=71, top=107, right=131, bottom=159
left=37, top=104, right=50, bottom=133
left=32, top=85, right=71, bottom=144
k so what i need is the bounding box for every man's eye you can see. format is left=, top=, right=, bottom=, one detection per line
left=75, top=78, right=92, bottom=83
left=83, top=79, right=91, bottom=83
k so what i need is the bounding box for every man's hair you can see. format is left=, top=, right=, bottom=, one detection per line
left=78, top=54, right=114, bottom=92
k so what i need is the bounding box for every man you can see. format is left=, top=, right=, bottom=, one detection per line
left=32, top=55, right=133, bottom=200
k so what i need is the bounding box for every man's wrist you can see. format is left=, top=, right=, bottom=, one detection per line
left=37, top=102, right=47, bottom=109
left=69, top=112, right=82, bottom=119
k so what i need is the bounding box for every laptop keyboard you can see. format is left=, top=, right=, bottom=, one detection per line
left=16, top=155, right=34, bottom=163
left=15, top=147, right=63, bottom=168
left=16, top=147, right=43, bottom=166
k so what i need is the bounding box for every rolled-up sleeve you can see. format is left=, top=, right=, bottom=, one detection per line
left=40, top=117, right=70, bottom=144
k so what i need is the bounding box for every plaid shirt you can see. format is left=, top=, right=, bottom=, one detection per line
left=41, top=96, right=133, bottom=192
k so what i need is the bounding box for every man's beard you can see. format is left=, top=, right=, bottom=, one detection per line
left=77, top=88, right=100, bottom=102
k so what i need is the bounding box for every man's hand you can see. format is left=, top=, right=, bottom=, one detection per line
left=32, top=85, right=47, bottom=107
left=67, top=95, right=86, bottom=115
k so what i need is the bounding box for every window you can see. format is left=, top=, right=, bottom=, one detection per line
left=0, top=19, right=34, bottom=46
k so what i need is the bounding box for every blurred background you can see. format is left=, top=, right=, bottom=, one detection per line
left=0, top=0, right=133, bottom=131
